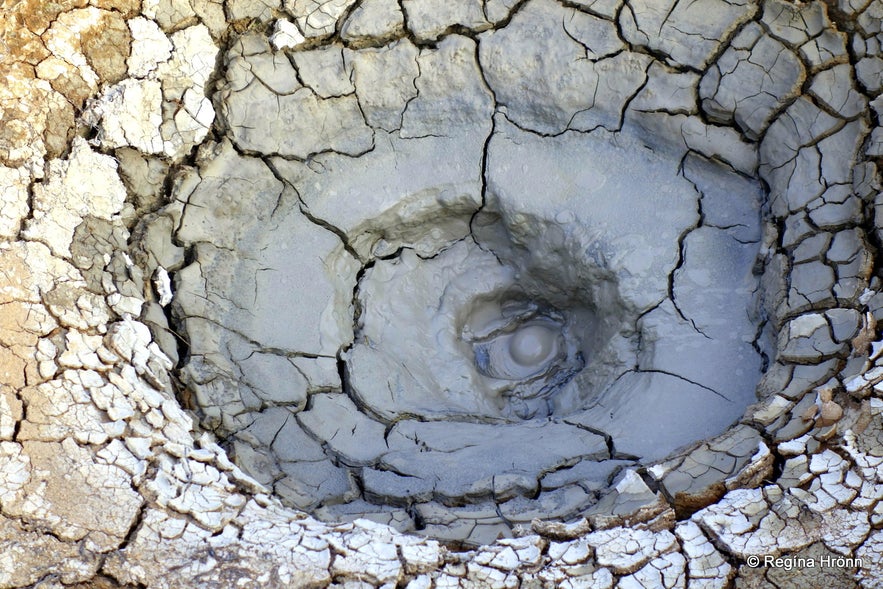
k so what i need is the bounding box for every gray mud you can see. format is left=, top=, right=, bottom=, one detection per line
left=162, top=1, right=810, bottom=545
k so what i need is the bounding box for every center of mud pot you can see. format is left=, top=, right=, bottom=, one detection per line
left=345, top=239, right=598, bottom=422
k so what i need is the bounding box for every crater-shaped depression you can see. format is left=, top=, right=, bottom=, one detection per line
left=170, top=16, right=775, bottom=546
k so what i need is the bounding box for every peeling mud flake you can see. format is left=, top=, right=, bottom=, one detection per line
left=22, top=138, right=127, bottom=259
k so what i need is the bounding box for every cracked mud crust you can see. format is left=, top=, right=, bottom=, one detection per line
left=1, top=0, right=883, bottom=587
left=174, top=1, right=768, bottom=541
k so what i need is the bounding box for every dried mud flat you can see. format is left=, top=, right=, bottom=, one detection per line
left=1, top=0, right=883, bottom=587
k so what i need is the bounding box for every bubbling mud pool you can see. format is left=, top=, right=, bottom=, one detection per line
left=159, top=0, right=876, bottom=546
left=171, top=111, right=767, bottom=545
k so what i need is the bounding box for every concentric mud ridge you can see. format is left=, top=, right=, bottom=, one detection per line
left=1, top=0, right=883, bottom=585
